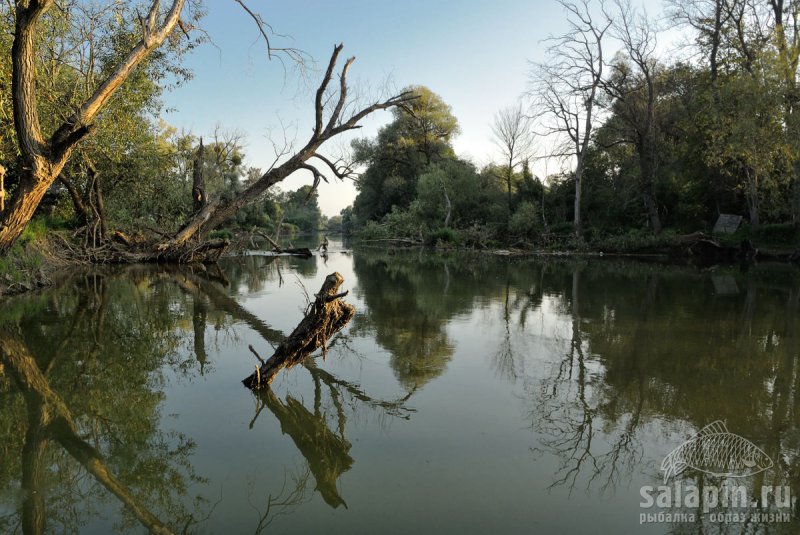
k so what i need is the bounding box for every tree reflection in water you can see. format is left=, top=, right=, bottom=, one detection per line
left=519, top=261, right=800, bottom=531
left=0, top=254, right=426, bottom=533
left=3, top=249, right=800, bottom=533
left=0, top=272, right=210, bottom=534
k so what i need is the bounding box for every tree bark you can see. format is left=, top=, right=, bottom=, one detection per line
left=88, top=161, right=108, bottom=243
left=639, top=139, right=662, bottom=234
left=59, top=174, right=90, bottom=225
left=574, top=156, right=584, bottom=237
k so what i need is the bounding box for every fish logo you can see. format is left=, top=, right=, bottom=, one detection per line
left=661, top=421, right=773, bottom=483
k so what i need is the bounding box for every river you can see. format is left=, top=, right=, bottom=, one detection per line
left=0, top=239, right=799, bottom=534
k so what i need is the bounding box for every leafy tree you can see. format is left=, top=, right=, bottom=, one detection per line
left=352, top=86, right=459, bottom=222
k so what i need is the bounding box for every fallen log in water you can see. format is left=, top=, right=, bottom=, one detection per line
left=243, top=272, right=355, bottom=389
left=253, top=230, right=313, bottom=258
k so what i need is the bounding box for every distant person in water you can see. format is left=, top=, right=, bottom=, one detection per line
left=318, top=235, right=329, bottom=253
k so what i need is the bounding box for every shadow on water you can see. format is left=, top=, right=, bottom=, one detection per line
left=2, top=248, right=800, bottom=532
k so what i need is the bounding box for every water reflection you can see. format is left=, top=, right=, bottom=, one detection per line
left=0, top=249, right=800, bottom=533
left=0, top=272, right=209, bottom=534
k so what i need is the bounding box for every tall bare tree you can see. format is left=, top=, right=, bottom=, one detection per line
left=530, top=0, right=610, bottom=237
left=491, top=102, right=534, bottom=222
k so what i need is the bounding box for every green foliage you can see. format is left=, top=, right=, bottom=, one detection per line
left=509, top=201, right=540, bottom=241
left=592, top=228, right=680, bottom=253
left=208, top=229, right=233, bottom=241
left=752, top=223, right=800, bottom=247
left=428, top=227, right=461, bottom=246
left=352, top=86, right=460, bottom=223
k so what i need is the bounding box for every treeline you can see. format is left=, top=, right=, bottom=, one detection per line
left=343, top=0, right=800, bottom=250
left=0, top=2, right=415, bottom=260
left=0, top=3, right=324, bottom=243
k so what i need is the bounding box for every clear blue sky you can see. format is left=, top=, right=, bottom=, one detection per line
left=163, top=0, right=668, bottom=216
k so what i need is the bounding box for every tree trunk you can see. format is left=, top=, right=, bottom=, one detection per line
left=638, top=141, right=662, bottom=234
left=89, top=163, right=108, bottom=242
left=574, top=156, right=584, bottom=237
left=506, top=157, right=514, bottom=226
left=243, top=272, right=355, bottom=388
left=443, top=186, right=452, bottom=228
left=192, top=138, right=206, bottom=213
left=0, top=168, right=58, bottom=251
left=59, top=174, right=90, bottom=225
left=0, top=164, right=5, bottom=213
left=746, top=168, right=760, bottom=232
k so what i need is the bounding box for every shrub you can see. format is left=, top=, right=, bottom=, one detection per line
left=428, top=227, right=461, bottom=246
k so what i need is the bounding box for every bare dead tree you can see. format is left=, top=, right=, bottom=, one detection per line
left=529, top=0, right=610, bottom=237
left=156, top=44, right=416, bottom=258
left=491, top=102, right=534, bottom=222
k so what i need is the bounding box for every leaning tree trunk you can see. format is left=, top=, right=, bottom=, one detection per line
left=0, top=167, right=60, bottom=251
left=0, top=0, right=186, bottom=254
left=155, top=45, right=414, bottom=259
left=243, top=272, right=355, bottom=388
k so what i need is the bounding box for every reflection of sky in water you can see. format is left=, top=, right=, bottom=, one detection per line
left=1, top=242, right=799, bottom=534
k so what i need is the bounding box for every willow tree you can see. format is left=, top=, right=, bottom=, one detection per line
left=0, top=0, right=188, bottom=253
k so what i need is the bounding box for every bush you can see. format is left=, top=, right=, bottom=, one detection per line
left=594, top=228, right=678, bottom=252
left=752, top=223, right=800, bottom=247
left=509, top=201, right=540, bottom=240
left=357, top=220, right=391, bottom=240
left=428, top=227, right=461, bottom=246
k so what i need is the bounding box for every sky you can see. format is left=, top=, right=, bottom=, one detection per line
left=162, top=0, right=669, bottom=216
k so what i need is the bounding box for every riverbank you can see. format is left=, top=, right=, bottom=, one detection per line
left=353, top=226, right=800, bottom=264
left=0, top=228, right=77, bottom=297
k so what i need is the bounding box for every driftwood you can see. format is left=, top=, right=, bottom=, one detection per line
left=254, top=229, right=312, bottom=258
left=243, top=272, right=355, bottom=389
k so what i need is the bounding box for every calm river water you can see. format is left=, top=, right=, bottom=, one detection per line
left=1, top=240, right=800, bottom=534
